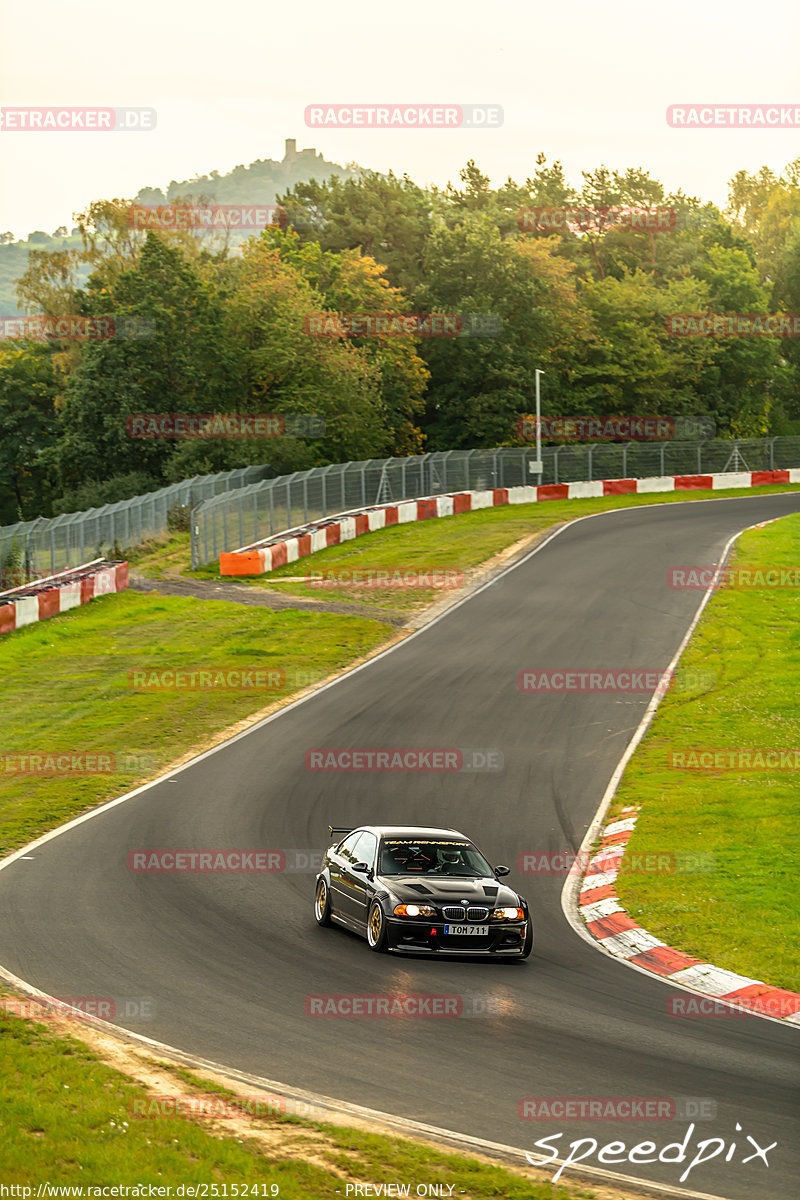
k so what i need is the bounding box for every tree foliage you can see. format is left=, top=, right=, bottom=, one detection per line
left=2, top=152, right=798, bottom=522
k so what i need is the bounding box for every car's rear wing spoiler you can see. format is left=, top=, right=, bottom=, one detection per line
left=328, top=826, right=353, bottom=840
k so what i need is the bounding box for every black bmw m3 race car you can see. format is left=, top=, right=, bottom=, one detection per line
left=314, top=825, right=533, bottom=958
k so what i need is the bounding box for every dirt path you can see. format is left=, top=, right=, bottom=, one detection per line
left=128, top=573, right=409, bottom=626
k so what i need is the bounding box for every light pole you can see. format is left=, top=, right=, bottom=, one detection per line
left=529, top=368, right=544, bottom=478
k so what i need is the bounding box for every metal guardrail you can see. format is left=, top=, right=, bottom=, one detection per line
left=189, top=437, right=800, bottom=567
left=0, top=465, right=272, bottom=580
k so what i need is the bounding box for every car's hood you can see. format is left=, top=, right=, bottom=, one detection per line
left=378, top=874, right=522, bottom=907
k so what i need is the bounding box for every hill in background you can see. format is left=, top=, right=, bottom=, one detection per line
left=0, top=139, right=361, bottom=314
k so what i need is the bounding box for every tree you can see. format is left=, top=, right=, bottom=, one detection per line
left=0, top=343, right=60, bottom=522
left=217, top=234, right=390, bottom=466
left=278, top=171, right=432, bottom=296
left=573, top=270, right=715, bottom=414
left=53, top=234, right=238, bottom=487
left=263, top=227, right=428, bottom=454
left=415, top=215, right=586, bottom=448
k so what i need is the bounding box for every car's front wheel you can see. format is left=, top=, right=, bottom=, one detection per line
left=314, top=877, right=332, bottom=927
left=366, top=900, right=388, bottom=952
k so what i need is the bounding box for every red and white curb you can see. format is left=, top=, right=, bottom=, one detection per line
left=0, top=559, right=128, bottom=638
left=579, top=807, right=800, bottom=1023
left=219, top=468, right=800, bottom=575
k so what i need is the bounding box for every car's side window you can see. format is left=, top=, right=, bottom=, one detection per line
left=351, top=831, right=377, bottom=868
left=337, top=832, right=362, bottom=863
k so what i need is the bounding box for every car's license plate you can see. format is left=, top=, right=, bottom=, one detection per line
left=444, top=923, right=488, bottom=936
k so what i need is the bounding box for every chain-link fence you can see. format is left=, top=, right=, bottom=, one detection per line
left=190, top=436, right=800, bottom=567
left=0, top=465, right=272, bottom=585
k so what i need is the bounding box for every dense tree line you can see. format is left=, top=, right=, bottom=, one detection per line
left=1, top=154, right=798, bottom=525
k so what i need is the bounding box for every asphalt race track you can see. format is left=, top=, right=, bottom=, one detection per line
left=1, top=494, right=798, bottom=1198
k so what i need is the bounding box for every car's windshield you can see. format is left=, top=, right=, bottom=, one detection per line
left=377, top=838, right=493, bottom=877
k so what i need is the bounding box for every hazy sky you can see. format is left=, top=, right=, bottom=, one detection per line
left=1, top=0, right=798, bottom=238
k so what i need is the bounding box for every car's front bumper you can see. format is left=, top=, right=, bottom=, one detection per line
left=385, top=917, right=530, bottom=955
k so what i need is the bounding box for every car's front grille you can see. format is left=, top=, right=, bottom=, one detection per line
left=442, top=905, right=489, bottom=922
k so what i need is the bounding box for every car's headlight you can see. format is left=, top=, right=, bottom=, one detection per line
left=393, top=903, right=437, bottom=918
left=491, top=906, right=525, bottom=921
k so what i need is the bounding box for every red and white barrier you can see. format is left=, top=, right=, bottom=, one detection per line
left=579, top=809, right=800, bottom=1023
left=0, top=560, right=129, bottom=638
left=220, top=469, right=800, bottom=576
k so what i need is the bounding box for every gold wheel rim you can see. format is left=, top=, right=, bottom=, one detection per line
left=315, top=881, right=326, bottom=919
left=369, top=905, right=382, bottom=943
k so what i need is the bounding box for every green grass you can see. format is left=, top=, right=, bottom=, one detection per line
left=126, top=532, right=194, bottom=578
left=0, top=592, right=389, bottom=856
left=0, top=1001, right=588, bottom=1198
left=612, top=512, right=800, bottom=991
left=1, top=483, right=797, bottom=1191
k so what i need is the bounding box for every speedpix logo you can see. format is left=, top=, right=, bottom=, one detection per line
left=526, top=1121, right=776, bottom=1185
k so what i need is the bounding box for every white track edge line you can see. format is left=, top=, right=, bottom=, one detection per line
left=0, top=963, right=730, bottom=1200
left=1, top=492, right=796, bottom=1200
left=560, top=512, right=799, bottom=1029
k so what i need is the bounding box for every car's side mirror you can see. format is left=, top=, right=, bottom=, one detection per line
left=353, top=862, right=370, bottom=873
left=494, top=864, right=510, bottom=877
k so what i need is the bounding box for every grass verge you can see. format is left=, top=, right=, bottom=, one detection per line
left=0, top=997, right=602, bottom=1199
left=611, top=512, right=800, bottom=991
left=0, top=593, right=389, bottom=856
left=1, top=486, right=797, bottom=1192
